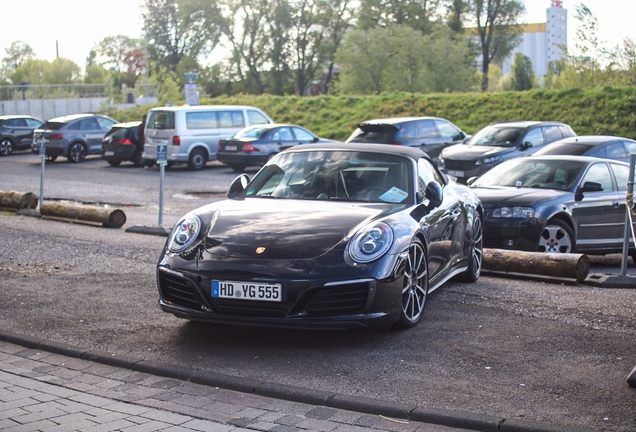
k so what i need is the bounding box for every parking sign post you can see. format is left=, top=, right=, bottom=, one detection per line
left=621, top=152, right=636, bottom=276
left=38, top=141, right=46, bottom=213
left=156, top=144, right=168, bottom=227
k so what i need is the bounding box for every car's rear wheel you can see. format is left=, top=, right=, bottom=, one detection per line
left=0, top=138, right=14, bottom=156
left=67, top=142, right=87, bottom=163
left=229, top=164, right=246, bottom=173
left=538, top=219, right=574, bottom=253
left=187, top=148, right=207, bottom=170
left=396, top=238, right=429, bottom=328
left=106, top=159, right=121, bottom=166
left=459, top=212, right=483, bottom=282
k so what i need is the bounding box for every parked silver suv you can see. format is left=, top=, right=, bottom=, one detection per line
left=31, top=114, right=118, bottom=163
left=142, top=105, right=273, bottom=170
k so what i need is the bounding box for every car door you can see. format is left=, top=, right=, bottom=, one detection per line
left=609, top=162, right=635, bottom=248
left=416, top=158, right=462, bottom=281
left=5, top=118, right=33, bottom=148
left=79, top=118, right=105, bottom=153
left=572, top=161, right=623, bottom=252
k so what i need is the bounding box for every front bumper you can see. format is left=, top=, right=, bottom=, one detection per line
left=483, top=217, right=543, bottom=251
left=156, top=260, right=403, bottom=329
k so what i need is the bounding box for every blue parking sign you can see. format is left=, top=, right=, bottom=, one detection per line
left=157, top=144, right=167, bottom=165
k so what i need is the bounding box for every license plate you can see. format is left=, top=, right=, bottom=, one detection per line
left=212, top=280, right=282, bottom=302
left=447, top=170, right=464, bottom=178
left=104, top=151, right=114, bottom=156
left=225, top=145, right=237, bottom=151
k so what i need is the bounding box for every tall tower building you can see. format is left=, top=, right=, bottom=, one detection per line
left=502, top=0, right=568, bottom=82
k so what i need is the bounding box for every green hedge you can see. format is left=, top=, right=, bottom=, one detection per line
left=108, top=86, right=636, bottom=141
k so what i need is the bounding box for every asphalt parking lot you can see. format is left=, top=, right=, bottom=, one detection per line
left=1, top=152, right=636, bottom=431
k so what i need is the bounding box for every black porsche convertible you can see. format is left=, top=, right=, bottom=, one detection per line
left=156, top=143, right=484, bottom=329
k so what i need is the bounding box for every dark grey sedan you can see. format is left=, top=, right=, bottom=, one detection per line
left=31, top=114, right=117, bottom=162
left=0, top=115, right=43, bottom=156
left=470, top=155, right=635, bottom=258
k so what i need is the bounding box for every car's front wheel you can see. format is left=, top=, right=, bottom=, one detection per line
left=396, top=238, right=429, bottom=328
left=229, top=164, right=246, bottom=173
left=538, top=219, right=574, bottom=253
left=459, top=212, right=483, bottom=282
left=67, top=142, right=87, bottom=163
left=0, top=138, right=14, bottom=156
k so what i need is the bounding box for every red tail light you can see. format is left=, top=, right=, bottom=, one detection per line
left=117, top=138, right=133, bottom=145
left=47, top=133, right=63, bottom=140
left=241, top=143, right=257, bottom=153
left=172, top=136, right=180, bottom=146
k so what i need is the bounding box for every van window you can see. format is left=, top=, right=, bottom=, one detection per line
left=247, top=110, right=270, bottom=125
left=218, top=111, right=245, bottom=128
left=186, top=111, right=218, bottom=129
left=147, top=111, right=175, bottom=130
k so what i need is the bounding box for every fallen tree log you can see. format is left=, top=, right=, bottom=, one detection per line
left=0, top=190, right=38, bottom=210
left=482, top=248, right=590, bottom=282
left=40, top=202, right=127, bottom=228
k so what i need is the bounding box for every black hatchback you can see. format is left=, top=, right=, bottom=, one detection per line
left=439, top=121, right=577, bottom=183
left=101, top=121, right=143, bottom=166
left=345, top=116, right=468, bottom=165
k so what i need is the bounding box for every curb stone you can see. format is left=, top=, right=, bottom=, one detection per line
left=0, top=329, right=599, bottom=432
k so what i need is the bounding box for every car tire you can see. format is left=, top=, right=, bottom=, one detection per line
left=67, top=142, right=87, bottom=163
left=538, top=219, right=575, bottom=253
left=187, top=148, right=207, bottom=170
left=229, top=164, right=246, bottom=173
left=0, top=138, right=14, bottom=156
left=395, top=237, right=429, bottom=329
left=106, top=159, right=121, bottom=166
left=459, top=212, right=483, bottom=283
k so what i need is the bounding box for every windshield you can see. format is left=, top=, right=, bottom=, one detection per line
left=466, top=125, right=523, bottom=148
left=234, top=127, right=269, bottom=139
left=243, top=150, right=413, bottom=204
left=471, top=159, right=586, bottom=191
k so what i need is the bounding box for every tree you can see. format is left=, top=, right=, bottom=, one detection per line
left=1, top=41, right=36, bottom=82
left=218, top=0, right=271, bottom=94
left=318, top=0, right=356, bottom=94
left=469, top=0, right=525, bottom=91
left=445, top=0, right=468, bottom=33
left=510, top=52, right=534, bottom=90
left=357, top=0, right=442, bottom=34
left=142, top=0, right=222, bottom=73
left=334, top=24, right=477, bottom=94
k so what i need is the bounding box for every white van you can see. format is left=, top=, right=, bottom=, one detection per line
left=142, top=105, right=273, bottom=170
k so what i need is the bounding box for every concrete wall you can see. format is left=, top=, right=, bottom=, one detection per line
left=0, top=96, right=158, bottom=121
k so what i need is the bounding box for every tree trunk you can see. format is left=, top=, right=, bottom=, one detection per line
left=40, top=202, right=127, bottom=228
left=482, top=248, right=591, bottom=282
left=0, top=191, right=38, bottom=210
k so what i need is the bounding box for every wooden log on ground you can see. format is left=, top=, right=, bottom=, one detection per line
left=0, top=190, right=38, bottom=210
left=482, top=248, right=591, bottom=282
left=40, top=202, right=127, bottom=228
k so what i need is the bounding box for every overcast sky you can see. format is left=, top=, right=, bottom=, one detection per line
left=2, top=0, right=634, bottom=72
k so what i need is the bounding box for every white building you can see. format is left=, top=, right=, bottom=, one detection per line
left=502, top=0, right=568, bottom=81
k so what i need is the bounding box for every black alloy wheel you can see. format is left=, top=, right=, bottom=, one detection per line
left=0, top=137, right=14, bottom=156
left=67, top=142, right=87, bottom=163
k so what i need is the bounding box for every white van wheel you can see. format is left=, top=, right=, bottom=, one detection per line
left=188, top=148, right=207, bottom=170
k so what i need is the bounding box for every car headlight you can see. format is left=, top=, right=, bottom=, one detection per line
left=168, top=214, right=201, bottom=253
left=492, top=207, right=534, bottom=218
left=475, top=156, right=501, bottom=166
left=437, top=154, right=445, bottom=166
left=348, top=222, right=394, bottom=263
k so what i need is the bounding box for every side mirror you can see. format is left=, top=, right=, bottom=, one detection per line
left=227, top=174, right=250, bottom=198
left=424, top=181, right=443, bottom=208
left=574, top=181, right=603, bottom=201
left=522, top=141, right=533, bottom=150
left=312, top=137, right=319, bottom=143
left=453, top=132, right=466, bottom=141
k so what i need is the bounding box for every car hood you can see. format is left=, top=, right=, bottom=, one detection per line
left=471, top=187, right=566, bottom=209
left=202, top=198, right=395, bottom=260
left=443, top=144, right=514, bottom=160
